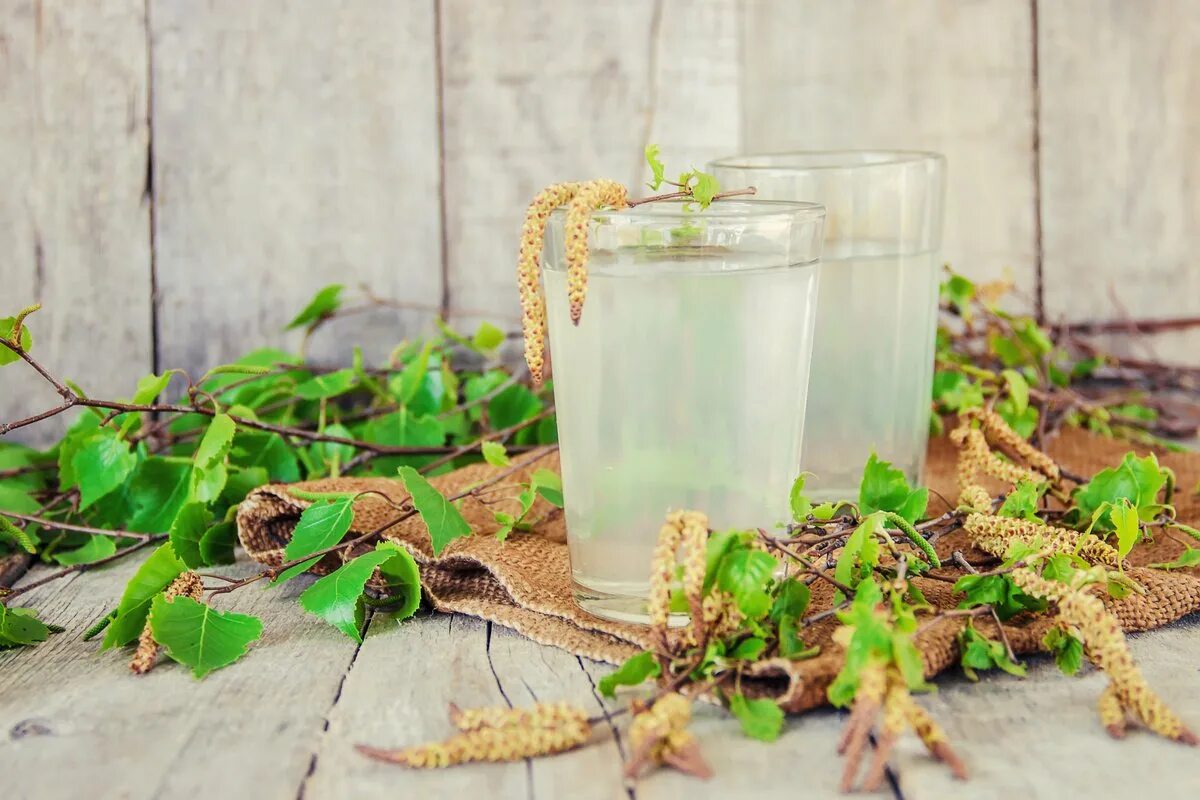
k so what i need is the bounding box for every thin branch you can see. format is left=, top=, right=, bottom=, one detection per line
left=0, top=511, right=154, bottom=542
left=1, top=535, right=166, bottom=602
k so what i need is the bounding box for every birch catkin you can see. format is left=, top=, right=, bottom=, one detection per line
left=517, top=182, right=581, bottom=384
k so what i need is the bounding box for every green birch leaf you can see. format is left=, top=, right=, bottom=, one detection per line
left=72, top=431, right=137, bottom=510
left=52, top=535, right=117, bottom=566
left=1110, top=499, right=1141, bottom=563
left=170, top=502, right=215, bottom=569
left=1001, top=369, right=1030, bottom=414
left=283, top=498, right=355, bottom=562
left=597, top=650, right=660, bottom=697
left=1043, top=627, right=1083, bottom=676
left=375, top=543, right=422, bottom=622
left=190, top=414, right=235, bottom=504
left=231, top=433, right=300, bottom=482
left=728, top=693, right=783, bottom=742
left=396, top=466, right=471, bottom=556
left=529, top=469, right=563, bottom=507
left=395, top=341, right=434, bottom=405
left=858, top=453, right=927, bottom=523
left=998, top=481, right=1045, bottom=521
left=199, top=521, right=239, bottom=566
left=127, top=458, right=194, bottom=533
left=0, top=485, right=40, bottom=514
left=789, top=474, right=813, bottom=521
left=286, top=284, right=344, bottom=329
left=481, top=441, right=511, bottom=467
left=487, top=384, right=542, bottom=429
left=1073, top=452, right=1168, bottom=529
left=0, top=315, right=33, bottom=367
left=1150, top=546, right=1200, bottom=570
left=471, top=322, right=505, bottom=353
left=644, top=143, right=666, bottom=190
left=0, top=605, right=50, bottom=647
left=102, top=543, right=187, bottom=648
left=295, top=369, right=358, bottom=400
left=149, top=595, right=263, bottom=678
left=299, top=543, right=409, bottom=641
left=716, top=548, right=776, bottom=618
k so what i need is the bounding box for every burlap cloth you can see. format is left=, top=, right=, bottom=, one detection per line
left=237, top=429, right=1200, bottom=713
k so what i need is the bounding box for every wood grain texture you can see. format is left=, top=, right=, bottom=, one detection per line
left=1039, top=0, right=1200, bottom=329
left=149, top=0, right=443, bottom=376
left=439, top=0, right=741, bottom=331
left=740, top=0, right=1040, bottom=302
left=0, top=560, right=360, bottom=799
left=896, top=616, right=1200, bottom=799
left=0, top=0, right=153, bottom=445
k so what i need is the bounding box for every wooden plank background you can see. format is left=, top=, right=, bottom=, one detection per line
left=2, top=0, right=1197, bottom=441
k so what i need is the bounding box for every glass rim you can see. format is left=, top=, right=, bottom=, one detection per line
left=549, top=198, right=825, bottom=224
left=709, top=150, right=945, bottom=175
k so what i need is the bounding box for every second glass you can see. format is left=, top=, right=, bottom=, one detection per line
left=710, top=152, right=946, bottom=500
left=541, top=200, right=825, bottom=623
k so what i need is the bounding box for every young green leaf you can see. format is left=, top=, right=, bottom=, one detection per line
left=396, top=466, right=471, bottom=555
left=102, top=543, right=188, bottom=648
left=731, top=637, right=767, bottom=660
left=1149, top=546, right=1200, bottom=570
left=998, top=481, right=1045, bottom=521
left=190, top=413, right=236, bottom=503
left=958, top=622, right=1025, bottom=681
left=481, top=441, right=511, bottom=467
left=1000, top=369, right=1030, bottom=414
left=52, top=535, right=117, bottom=566
left=199, top=521, right=239, bottom=566
left=858, top=453, right=928, bottom=524
left=375, top=543, right=422, bottom=622
left=294, top=369, right=358, bottom=400
left=170, top=502, right=216, bottom=569
left=1043, top=627, right=1083, bottom=676
left=0, top=315, right=34, bottom=366
left=690, top=172, right=720, bottom=208
left=71, top=430, right=138, bottom=510
left=953, top=573, right=1046, bottom=621
left=644, top=144, right=666, bottom=190
left=286, top=284, right=344, bottom=330
left=1109, top=499, right=1141, bottom=565
left=1073, top=452, right=1168, bottom=529
left=299, top=543, right=414, bottom=641
left=0, top=605, right=51, bottom=647
left=716, top=547, right=777, bottom=619
left=728, top=693, right=783, bottom=742
left=598, top=650, right=661, bottom=697
left=769, top=579, right=811, bottom=622
left=777, top=614, right=820, bottom=660
left=789, top=474, right=813, bottom=522
left=529, top=468, right=564, bottom=508
left=471, top=322, right=505, bottom=353
left=487, top=384, right=543, bottom=430
left=283, top=497, right=356, bottom=562
left=149, top=595, right=263, bottom=678
left=126, top=458, right=194, bottom=534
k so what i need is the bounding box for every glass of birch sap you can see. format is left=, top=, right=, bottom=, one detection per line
left=541, top=200, right=825, bottom=623
left=709, top=153, right=946, bottom=501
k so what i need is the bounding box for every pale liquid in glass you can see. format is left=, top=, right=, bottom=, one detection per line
left=800, top=247, right=940, bottom=500
left=544, top=253, right=818, bottom=619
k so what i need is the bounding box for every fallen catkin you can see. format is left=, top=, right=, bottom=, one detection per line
left=518, top=182, right=581, bottom=384
left=358, top=702, right=591, bottom=768
left=564, top=179, right=629, bottom=325
left=963, top=513, right=1121, bottom=567
left=1012, top=568, right=1197, bottom=744
left=130, top=571, right=203, bottom=675
left=625, top=693, right=711, bottom=780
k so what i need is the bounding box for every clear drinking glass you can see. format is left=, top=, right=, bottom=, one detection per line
left=709, top=152, right=946, bottom=500
left=541, top=200, right=826, bottom=623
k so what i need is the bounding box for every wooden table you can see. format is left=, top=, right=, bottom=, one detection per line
left=3, top=558, right=1199, bottom=800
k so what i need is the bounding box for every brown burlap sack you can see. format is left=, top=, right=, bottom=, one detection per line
left=236, top=428, right=1200, bottom=713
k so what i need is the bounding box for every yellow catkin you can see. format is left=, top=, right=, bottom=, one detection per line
left=518, top=182, right=581, bottom=384
left=646, top=509, right=710, bottom=642
left=564, top=179, right=629, bottom=325
left=130, top=571, right=203, bottom=675
left=963, top=513, right=1120, bottom=567
left=971, top=407, right=1061, bottom=482
left=360, top=702, right=591, bottom=768
left=629, top=693, right=693, bottom=761
left=1013, top=569, right=1196, bottom=744
left=1098, top=682, right=1126, bottom=738
left=449, top=703, right=535, bottom=731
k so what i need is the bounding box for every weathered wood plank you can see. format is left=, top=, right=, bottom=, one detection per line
left=0, top=559, right=359, bottom=799
left=300, top=615, right=531, bottom=798
left=1039, top=0, right=1200, bottom=338
left=896, top=614, right=1200, bottom=798
left=149, top=0, right=443, bottom=375
left=579, top=660, right=871, bottom=799
left=439, top=0, right=741, bottom=331
left=0, top=0, right=153, bottom=446
left=740, top=0, right=1039, bottom=302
